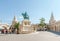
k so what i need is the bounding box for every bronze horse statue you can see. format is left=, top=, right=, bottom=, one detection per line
left=22, top=12, right=29, bottom=20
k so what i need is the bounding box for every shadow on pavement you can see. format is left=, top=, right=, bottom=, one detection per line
left=48, top=30, right=60, bottom=35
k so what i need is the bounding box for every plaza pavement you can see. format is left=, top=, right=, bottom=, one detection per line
left=0, top=31, right=60, bottom=41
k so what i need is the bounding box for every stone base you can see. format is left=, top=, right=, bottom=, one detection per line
left=20, top=31, right=35, bottom=34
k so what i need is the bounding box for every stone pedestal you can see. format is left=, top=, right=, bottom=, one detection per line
left=21, top=19, right=33, bottom=34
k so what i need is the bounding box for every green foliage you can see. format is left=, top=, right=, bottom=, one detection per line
left=14, top=22, right=20, bottom=30
left=14, top=22, right=20, bottom=34
left=40, top=18, right=45, bottom=23
left=39, top=18, right=45, bottom=27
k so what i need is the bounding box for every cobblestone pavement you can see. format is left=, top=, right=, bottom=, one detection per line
left=0, top=31, right=60, bottom=41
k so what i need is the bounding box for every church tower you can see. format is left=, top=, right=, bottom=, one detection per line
left=12, top=16, right=18, bottom=26
left=49, top=12, right=56, bottom=25
left=13, top=16, right=17, bottom=22
left=49, top=12, right=56, bottom=31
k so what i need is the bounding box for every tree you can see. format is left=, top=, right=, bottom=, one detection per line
left=39, top=18, right=45, bottom=28
left=14, top=22, right=20, bottom=34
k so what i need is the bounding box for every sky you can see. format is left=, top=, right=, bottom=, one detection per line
left=0, top=0, right=60, bottom=24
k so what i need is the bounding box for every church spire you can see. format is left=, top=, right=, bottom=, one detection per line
left=12, top=16, right=18, bottom=25
left=13, top=16, right=17, bottom=21
left=49, top=12, right=56, bottom=24
left=50, top=12, right=54, bottom=20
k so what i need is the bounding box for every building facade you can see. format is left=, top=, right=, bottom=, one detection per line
left=49, top=12, right=60, bottom=32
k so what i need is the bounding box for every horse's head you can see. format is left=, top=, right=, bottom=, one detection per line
left=22, top=13, right=25, bottom=16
